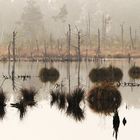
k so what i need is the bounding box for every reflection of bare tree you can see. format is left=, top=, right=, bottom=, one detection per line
left=11, top=31, right=16, bottom=91
left=67, top=62, right=71, bottom=94
left=11, top=61, right=15, bottom=90
left=8, top=42, right=11, bottom=77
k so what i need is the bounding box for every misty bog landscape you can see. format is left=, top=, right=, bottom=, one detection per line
left=0, top=0, right=140, bottom=140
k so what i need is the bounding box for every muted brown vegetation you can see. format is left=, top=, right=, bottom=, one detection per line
left=129, top=65, right=140, bottom=79
left=89, top=65, right=123, bottom=83
left=87, top=83, right=122, bottom=115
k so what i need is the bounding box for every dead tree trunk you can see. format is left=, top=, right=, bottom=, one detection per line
left=97, top=28, right=101, bottom=58
left=134, top=29, right=137, bottom=48
left=130, top=26, right=134, bottom=49
left=36, top=39, right=39, bottom=56
left=77, top=31, right=81, bottom=61
left=44, top=40, right=47, bottom=65
left=120, top=24, right=124, bottom=49
left=77, top=31, right=81, bottom=87
left=8, top=42, right=11, bottom=76
left=12, top=31, right=16, bottom=62
left=68, top=24, right=71, bottom=61
left=87, top=13, right=91, bottom=48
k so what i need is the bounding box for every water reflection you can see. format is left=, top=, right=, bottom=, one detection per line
left=87, top=83, right=122, bottom=115
left=0, top=61, right=140, bottom=140
left=11, top=100, right=27, bottom=120
left=122, top=117, right=127, bottom=126
left=89, top=65, right=123, bottom=83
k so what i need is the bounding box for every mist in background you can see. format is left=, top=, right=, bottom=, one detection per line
left=0, top=0, right=139, bottom=44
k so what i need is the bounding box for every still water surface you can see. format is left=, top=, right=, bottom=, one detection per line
left=0, top=59, right=140, bottom=140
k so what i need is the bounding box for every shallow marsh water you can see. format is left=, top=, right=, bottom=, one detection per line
left=0, top=59, right=140, bottom=140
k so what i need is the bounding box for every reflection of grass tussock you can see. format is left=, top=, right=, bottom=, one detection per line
left=39, top=67, right=60, bottom=83
left=66, top=88, right=85, bottom=121
left=11, top=101, right=27, bottom=120
left=20, top=88, right=37, bottom=107
left=129, top=66, right=140, bottom=79
left=87, top=83, right=122, bottom=115
left=89, top=65, right=123, bottom=83
left=50, top=90, right=66, bottom=110
left=0, top=89, right=6, bottom=119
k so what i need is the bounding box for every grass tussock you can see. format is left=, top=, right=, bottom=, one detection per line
left=39, top=67, right=60, bottom=83
left=10, top=87, right=37, bottom=120
left=50, top=90, right=66, bottom=110
left=89, top=65, right=123, bottom=83
left=20, top=87, right=37, bottom=107
left=87, top=83, right=122, bottom=115
left=66, top=88, right=85, bottom=121
left=0, top=89, right=7, bottom=119
left=128, top=66, right=140, bottom=79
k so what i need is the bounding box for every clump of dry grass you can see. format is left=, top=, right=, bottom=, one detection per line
left=129, top=65, right=140, bottom=79
left=50, top=90, right=66, bottom=110
left=66, top=88, right=85, bottom=121
left=20, top=87, right=37, bottom=107
left=89, top=65, right=123, bottom=83
left=39, top=67, right=60, bottom=83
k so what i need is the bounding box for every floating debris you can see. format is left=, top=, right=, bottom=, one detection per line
left=87, top=83, right=122, bottom=115
left=17, top=75, right=31, bottom=81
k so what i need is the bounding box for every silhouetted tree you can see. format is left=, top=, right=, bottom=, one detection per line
left=21, top=0, right=44, bottom=43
